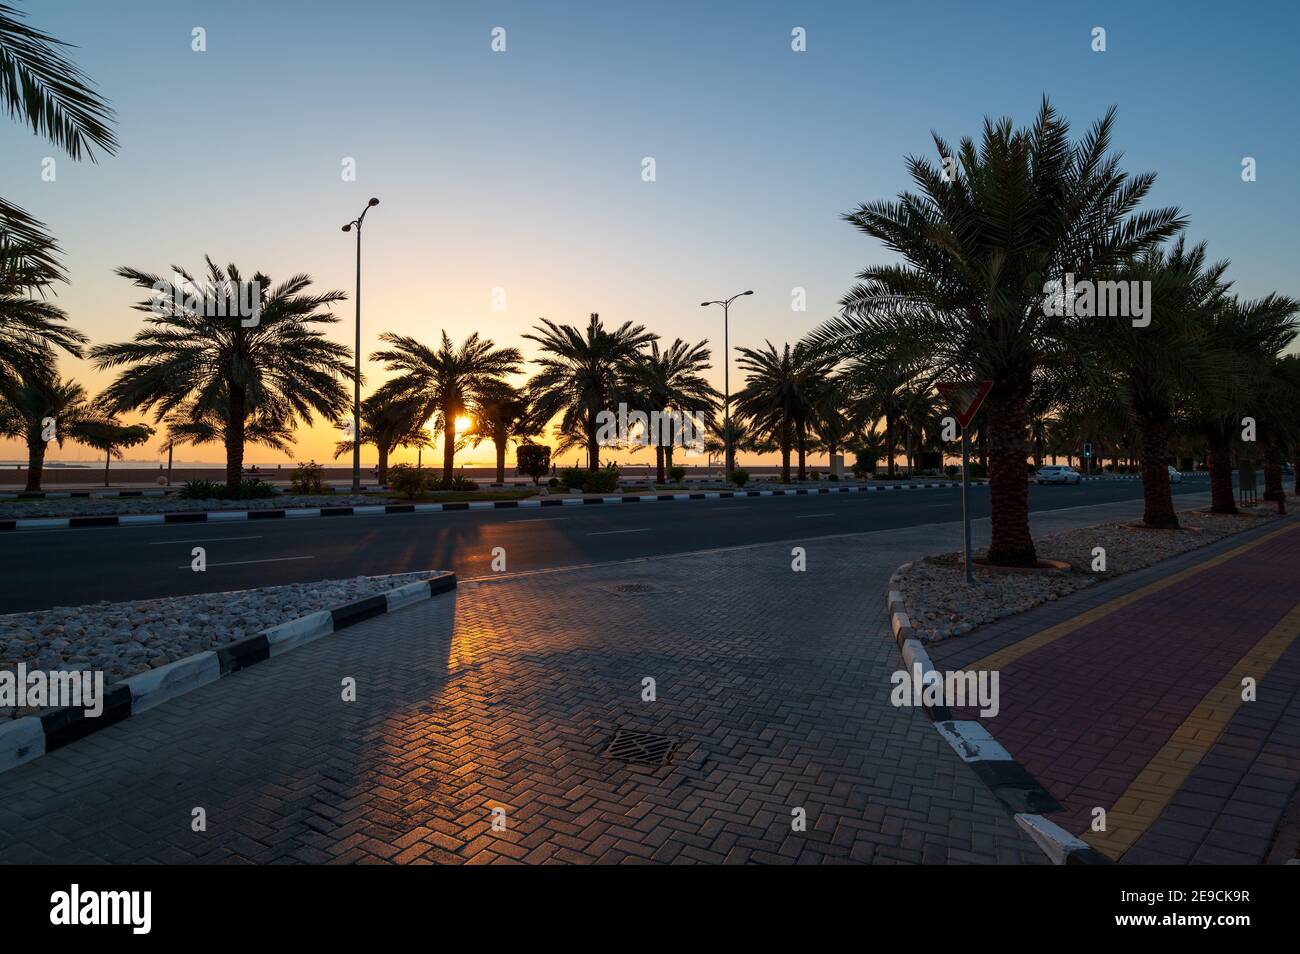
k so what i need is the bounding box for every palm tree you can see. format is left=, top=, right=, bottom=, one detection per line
left=91, top=258, right=354, bottom=487
left=0, top=3, right=117, bottom=162
left=1090, top=239, right=1232, bottom=528
left=332, top=391, right=429, bottom=486
left=807, top=372, right=856, bottom=470
left=633, top=339, right=719, bottom=480
left=161, top=394, right=296, bottom=485
left=0, top=364, right=92, bottom=491
left=733, top=340, right=827, bottom=484
left=467, top=381, right=536, bottom=485
left=77, top=418, right=154, bottom=487
left=810, top=101, right=1184, bottom=565
left=370, top=331, right=522, bottom=480
left=1255, top=354, right=1300, bottom=504
left=0, top=2, right=114, bottom=385
left=524, top=313, right=656, bottom=471
left=1197, top=295, right=1300, bottom=512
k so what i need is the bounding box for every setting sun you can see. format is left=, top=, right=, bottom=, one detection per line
left=454, top=416, right=473, bottom=434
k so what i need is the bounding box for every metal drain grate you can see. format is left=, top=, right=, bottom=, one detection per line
left=611, top=582, right=657, bottom=595
left=604, top=729, right=677, bottom=765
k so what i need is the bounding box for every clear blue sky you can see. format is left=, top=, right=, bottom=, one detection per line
left=4, top=0, right=1297, bottom=463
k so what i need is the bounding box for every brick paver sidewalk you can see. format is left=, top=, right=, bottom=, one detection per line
left=937, top=516, right=1300, bottom=863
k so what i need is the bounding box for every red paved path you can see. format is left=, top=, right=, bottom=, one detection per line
left=952, top=522, right=1300, bottom=837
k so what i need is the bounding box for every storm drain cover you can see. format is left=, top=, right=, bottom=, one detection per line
left=604, top=729, right=677, bottom=765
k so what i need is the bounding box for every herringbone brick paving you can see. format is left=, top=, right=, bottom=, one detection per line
left=0, top=528, right=1051, bottom=864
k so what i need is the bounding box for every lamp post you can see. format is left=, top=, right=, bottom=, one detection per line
left=700, top=290, right=752, bottom=481
left=341, top=197, right=379, bottom=493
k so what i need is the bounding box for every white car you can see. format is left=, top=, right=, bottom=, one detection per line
left=1036, top=465, right=1081, bottom=485
left=1167, top=465, right=1182, bottom=484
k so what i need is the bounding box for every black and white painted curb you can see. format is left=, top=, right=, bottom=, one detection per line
left=884, top=568, right=1109, bottom=865
left=0, top=481, right=991, bottom=532
left=0, top=488, right=172, bottom=500
left=0, top=571, right=457, bottom=776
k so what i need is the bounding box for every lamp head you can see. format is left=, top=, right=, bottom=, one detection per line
left=368, top=197, right=380, bottom=207
left=743, top=290, right=753, bottom=296
left=341, top=223, right=352, bottom=232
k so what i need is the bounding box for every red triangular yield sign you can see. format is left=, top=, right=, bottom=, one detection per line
left=936, top=380, right=993, bottom=429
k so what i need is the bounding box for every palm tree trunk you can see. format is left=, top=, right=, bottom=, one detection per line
left=1263, top=436, right=1283, bottom=502
left=494, top=431, right=506, bottom=485
left=655, top=445, right=665, bottom=483
left=25, top=438, right=46, bottom=492
left=1206, top=428, right=1236, bottom=514
left=780, top=422, right=792, bottom=484
left=983, top=379, right=1036, bottom=566
left=885, top=412, right=896, bottom=478
left=796, top=425, right=806, bottom=480
left=377, top=445, right=390, bottom=485
left=442, top=413, right=456, bottom=482
left=1137, top=409, right=1179, bottom=529
left=225, top=388, right=246, bottom=487
left=104, top=447, right=111, bottom=487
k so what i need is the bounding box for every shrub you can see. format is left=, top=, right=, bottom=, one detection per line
left=582, top=465, right=620, bottom=494
left=945, top=464, right=960, bottom=479
left=439, top=474, right=478, bottom=492
left=515, top=443, right=552, bottom=485
left=811, top=471, right=821, bottom=481
left=667, top=465, right=686, bottom=483
left=178, top=479, right=222, bottom=500
left=557, top=467, right=587, bottom=491
left=731, top=468, right=749, bottom=487
left=852, top=455, right=878, bottom=477
left=547, top=477, right=560, bottom=489
left=229, top=477, right=276, bottom=499
left=290, top=461, right=326, bottom=494
left=388, top=464, right=436, bottom=499
left=828, top=473, right=839, bottom=481
left=969, top=463, right=989, bottom=479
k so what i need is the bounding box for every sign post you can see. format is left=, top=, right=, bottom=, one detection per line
left=937, top=380, right=994, bottom=585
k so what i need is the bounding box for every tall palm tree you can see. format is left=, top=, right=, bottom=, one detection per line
left=733, top=340, right=827, bottom=483
left=633, top=338, right=719, bottom=479
left=807, top=372, right=856, bottom=469
left=332, top=390, right=430, bottom=486
left=468, top=381, right=536, bottom=485
left=524, top=313, right=656, bottom=471
left=1090, top=239, right=1232, bottom=528
left=1196, top=295, right=1300, bottom=512
left=0, top=363, right=92, bottom=491
left=370, top=331, right=522, bottom=480
left=810, top=101, right=1184, bottom=565
left=0, top=2, right=113, bottom=384
left=91, top=257, right=354, bottom=486
left=1255, top=354, right=1300, bottom=504
left=162, top=394, right=296, bottom=474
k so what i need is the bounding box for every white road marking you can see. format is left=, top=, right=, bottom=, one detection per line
left=796, top=513, right=834, bottom=519
left=148, top=535, right=264, bottom=545
left=176, top=555, right=314, bottom=569
left=586, top=528, right=651, bottom=536
left=507, top=516, right=570, bottom=523
left=709, top=506, right=750, bottom=511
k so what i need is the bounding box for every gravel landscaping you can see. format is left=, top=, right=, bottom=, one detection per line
left=898, top=507, right=1285, bottom=642
left=0, top=572, right=434, bottom=718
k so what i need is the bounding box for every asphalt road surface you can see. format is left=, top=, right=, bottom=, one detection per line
left=1, top=479, right=1211, bottom=613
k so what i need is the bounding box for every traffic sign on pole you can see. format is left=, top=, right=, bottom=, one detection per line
left=936, top=380, right=993, bottom=585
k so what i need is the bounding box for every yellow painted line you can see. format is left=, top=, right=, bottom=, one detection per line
left=1084, top=597, right=1300, bottom=859
left=969, top=520, right=1300, bottom=673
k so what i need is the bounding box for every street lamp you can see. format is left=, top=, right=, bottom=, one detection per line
left=700, top=290, right=753, bottom=481
left=341, top=197, right=379, bottom=493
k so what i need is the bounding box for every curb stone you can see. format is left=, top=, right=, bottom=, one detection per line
left=0, top=570, right=456, bottom=776
left=883, top=563, right=1088, bottom=864
left=0, top=481, right=992, bottom=532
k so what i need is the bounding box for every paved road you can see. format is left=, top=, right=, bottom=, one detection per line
left=1, top=479, right=1210, bottom=613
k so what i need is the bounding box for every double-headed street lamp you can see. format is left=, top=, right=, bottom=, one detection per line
left=700, top=290, right=753, bottom=481
left=341, top=197, right=379, bottom=493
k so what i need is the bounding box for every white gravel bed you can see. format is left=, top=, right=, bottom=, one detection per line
left=0, top=572, right=433, bottom=718
left=0, top=493, right=378, bottom=518
left=900, top=508, right=1283, bottom=642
